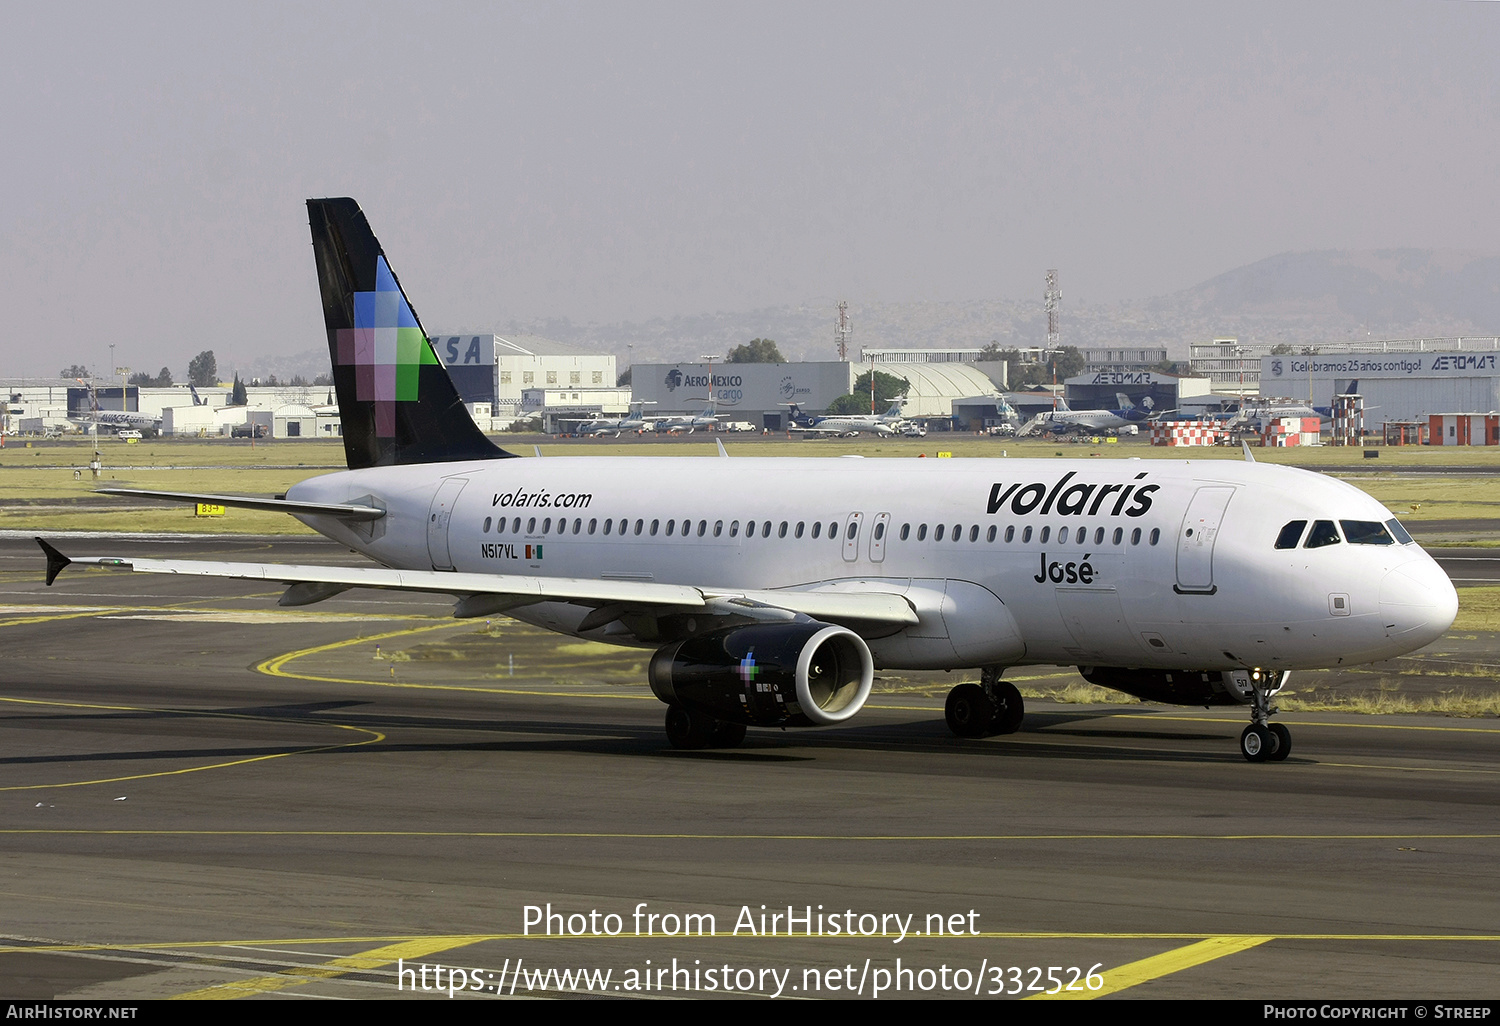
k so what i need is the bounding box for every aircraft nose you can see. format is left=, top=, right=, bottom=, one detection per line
left=1379, top=558, right=1459, bottom=648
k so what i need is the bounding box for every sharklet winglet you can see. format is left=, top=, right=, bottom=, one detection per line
left=36, top=538, right=71, bottom=587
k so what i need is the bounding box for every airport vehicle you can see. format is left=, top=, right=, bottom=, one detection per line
left=39, top=199, right=1458, bottom=761
left=786, top=401, right=909, bottom=437
left=1017, top=394, right=1157, bottom=437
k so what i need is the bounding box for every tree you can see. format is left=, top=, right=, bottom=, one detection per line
left=128, top=367, right=173, bottom=387
left=853, top=369, right=911, bottom=405
left=229, top=373, right=247, bottom=407
left=1048, top=346, right=1086, bottom=382
left=726, top=338, right=785, bottom=364
left=617, top=367, right=633, bottom=387
left=1270, top=344, right=1295, bottom=355
left=187, top=350, right=218, bottom=387
left=978, top=342, right=1003, bottom=360
left=61, top=364, right=91, bottom=379
left=823, top=370, right=912, bottom=415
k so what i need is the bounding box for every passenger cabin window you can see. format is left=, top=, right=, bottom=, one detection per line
left=1305, top=520, right=1341, bottom=548
left=796, top=522, right=806, bottom=538
left=1342, top=520, right=1394, bottom=545
left=483, top=517, right=492, bottom=532
left=917, top=524, right=927, bottom=541
left=1275, top=521, right=1307, bottom=549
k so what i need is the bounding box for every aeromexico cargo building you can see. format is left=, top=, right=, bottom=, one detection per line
left=632, top=361, right=1004, bottom=429
left=1259, top=351, right=1500, bottom=424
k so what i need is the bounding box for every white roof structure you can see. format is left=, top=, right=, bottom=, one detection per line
left=874, top=363, right=1000, bottom=417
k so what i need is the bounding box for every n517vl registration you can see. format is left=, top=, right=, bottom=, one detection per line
left=42, top=198, right=1458, bottom=764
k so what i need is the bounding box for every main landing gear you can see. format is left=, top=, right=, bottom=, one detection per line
left=664, top=705, right=747, bottom=750
left=1238, top=669, right=1291, bottom=763
left=944, top=667, right=1024, bottom=739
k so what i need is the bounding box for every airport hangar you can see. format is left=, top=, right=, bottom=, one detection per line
left=1258, top=349, right=1500, bottom=426
left=429, top=333, right=617, bottom=429
left=629, top=359, right=1007, bottom=430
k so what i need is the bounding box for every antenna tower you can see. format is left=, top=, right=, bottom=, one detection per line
left=1044, top=270, right=1061, bottom=351
left=835, top=300, right=851, bottom=361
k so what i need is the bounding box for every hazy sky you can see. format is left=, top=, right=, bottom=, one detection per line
left=3, top=1, right=1497, bottom=377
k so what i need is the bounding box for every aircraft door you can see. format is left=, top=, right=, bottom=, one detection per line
left=1175, top=486, right=1234, bottom=594
left=842, top=512, right=864, bottom=563
left=427, top=477, right=468, bottom=571
left=868, top=512, right=891, bottom=563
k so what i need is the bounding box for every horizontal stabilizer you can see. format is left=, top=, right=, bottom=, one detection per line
left=97, top=488, right=386, bottom=521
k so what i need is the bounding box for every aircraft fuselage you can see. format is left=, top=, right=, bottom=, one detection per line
left=287, top=455, right=1456, bottom=674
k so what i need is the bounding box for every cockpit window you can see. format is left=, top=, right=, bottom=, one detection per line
left=1385, top=518, right=1415, bottom=545
left=1304, top=520, right=1341, bottom=548
left=1341, top=520, right=1395, bottom=545
left=1274, top=520, right=1307, bottom=549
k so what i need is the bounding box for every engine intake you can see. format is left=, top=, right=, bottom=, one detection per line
left=649, top=622, right=874, bottom=727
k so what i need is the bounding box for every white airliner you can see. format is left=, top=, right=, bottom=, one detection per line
left=787, top=401, right=908, bottom=437
left=39, top=199, right=1458, bottom=762
left=1017, top=394, right=1155, bottom=436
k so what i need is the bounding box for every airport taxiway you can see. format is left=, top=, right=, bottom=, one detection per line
left=0, top=536, right=1497, bottom=1000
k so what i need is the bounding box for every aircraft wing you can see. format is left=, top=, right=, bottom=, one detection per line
left=36, top=540, right=918, bottom=628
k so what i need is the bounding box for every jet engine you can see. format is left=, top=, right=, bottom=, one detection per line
left=649, top=622, right=874, bottom=728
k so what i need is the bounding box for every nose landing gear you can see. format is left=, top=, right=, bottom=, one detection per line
left=1237, top=670, right=1291, bottom=762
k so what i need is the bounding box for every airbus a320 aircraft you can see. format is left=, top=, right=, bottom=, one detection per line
left=39, top=199, right=1458, bottom=762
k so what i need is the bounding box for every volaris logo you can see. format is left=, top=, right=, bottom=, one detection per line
left=986, top=471, right=1159, bottom=518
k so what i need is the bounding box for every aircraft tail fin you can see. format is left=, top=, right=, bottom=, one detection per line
left=189, top=385, right=203, bottom=406
left=305, top=198, right=514, bottom=470
left=1116, top=393, right=1133, bottom=411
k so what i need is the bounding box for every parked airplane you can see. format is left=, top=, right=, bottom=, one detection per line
left=39, top=199, right=1458, bottom=762
left=67, top=406, right=162, bottom=434
left=786, top=400, right=908, bottom=436
left=571, top=402, right=659, bottom=437
left=1016, top=394, right=1156, bottom=436
left=658, top=402, right=722, bottom=434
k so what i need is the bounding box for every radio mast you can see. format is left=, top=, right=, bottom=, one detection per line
left=835, top=300, right=851, bottom=361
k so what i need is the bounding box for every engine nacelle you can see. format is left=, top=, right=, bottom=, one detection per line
left=1079, top=666, right=1287, bottom=706
left=649, top=622, right=874, bottom=727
